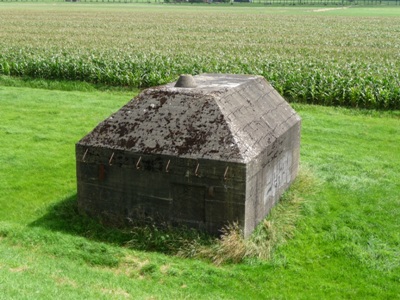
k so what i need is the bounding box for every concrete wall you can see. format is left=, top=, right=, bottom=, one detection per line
left=76, top=146, right=246, bottom=235
left=244, top=121, right=301, bottom=237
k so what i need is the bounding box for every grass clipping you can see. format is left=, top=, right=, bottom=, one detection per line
left=177, top=167, right=318, bottom=265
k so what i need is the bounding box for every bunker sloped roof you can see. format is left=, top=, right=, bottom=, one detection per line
left=78, top=74, right=300, bottom=163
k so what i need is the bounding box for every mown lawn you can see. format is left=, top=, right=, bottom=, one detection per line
left=0, top=85, right=399, bottom=299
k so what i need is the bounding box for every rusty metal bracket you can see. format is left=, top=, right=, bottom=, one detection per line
left=99, top=164, right=106, bottom=181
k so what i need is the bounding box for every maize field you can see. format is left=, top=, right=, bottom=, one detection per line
left=0, top=4, right=399, bottom=109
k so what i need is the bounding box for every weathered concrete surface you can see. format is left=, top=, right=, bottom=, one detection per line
left=76, top=73, right=301, bottom=236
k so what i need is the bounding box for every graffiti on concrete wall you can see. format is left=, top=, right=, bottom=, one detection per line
left=264, top=151, right=292, bottom=205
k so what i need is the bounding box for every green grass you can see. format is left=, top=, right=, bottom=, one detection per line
left=0, top=85, right=133, bottom=223
left=1, top=4, right=400, bottom=108
left=0, top=75, right=139, bottom=93
left=0, top=84, right=399, bottom=298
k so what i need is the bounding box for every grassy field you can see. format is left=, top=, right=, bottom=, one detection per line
left=0, top=4, right=400, bottom=108
left=0, top=84, right=399, bottom=299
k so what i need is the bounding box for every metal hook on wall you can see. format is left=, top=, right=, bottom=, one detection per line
left=108, top=152, right=115, bottom=166
left=136, top=156, right=142, bottom=170
left=165, top=160, right=171, bottom=173
left=224, top=166, right=229, bottom=181
left=82, top=148, right=88, bottom=162
left=195, top=163, right=200, bottom=177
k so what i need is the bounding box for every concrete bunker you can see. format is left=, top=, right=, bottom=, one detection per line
left=76, top=74, right=301, bottom=237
